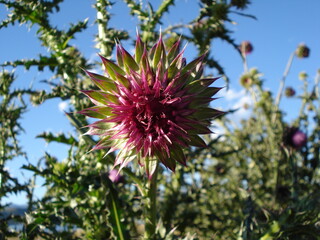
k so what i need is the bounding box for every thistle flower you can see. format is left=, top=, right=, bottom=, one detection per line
left=79, top=34, right=223, bottom=177
left=283, top=127, right=307, bottom=149
left=108, top=169, right=124, bottom=184
left=291, top=130, right=307, bottom=149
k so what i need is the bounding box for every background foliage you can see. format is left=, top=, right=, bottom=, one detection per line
left=0, top=0, right=319, bottom=239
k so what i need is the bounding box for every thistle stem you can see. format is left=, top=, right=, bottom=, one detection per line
left=288, top=150, right=299, bottom=201
left=242, top=53, right=249, bottom=73
left=275, top=52, right=295, bottom=106
left=144, top=164, right=159, bottom=240
left=273, top=52, right=295, bottom=123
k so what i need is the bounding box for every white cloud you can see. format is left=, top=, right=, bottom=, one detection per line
left=232, top=96, right=252, bottom=119
left=88, top=53, right=99, bottom=64
left=219, top=88, right=253, bottom=120
left=233, top=94, right=252, bottom=109
left=219, top=88, right=246, bottom=101
left=58, top=101, right=69, bottom=112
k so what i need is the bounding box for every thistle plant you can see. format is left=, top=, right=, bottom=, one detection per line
left=80, top=34, right=223, bottom=178
left=7, top=1, right=320, bottom=239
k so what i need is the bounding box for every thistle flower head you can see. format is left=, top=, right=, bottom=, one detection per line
left=283, top=127, right=307, bottom=150
left=291, top=130, right=307, bottom=149
left=108, top=169, right=124, bottom=184
left=79, top=34, right=223, bottom=177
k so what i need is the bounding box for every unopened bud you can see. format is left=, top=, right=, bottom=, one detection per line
left=295, top=44, right=310, bottom=58
left=240, top=73, right=253, bottom=89
left=240, top=41, right=253, bottom=55
left=285, top=87, right=296, bottom=97
left=298, top=71, right=308, bottom=81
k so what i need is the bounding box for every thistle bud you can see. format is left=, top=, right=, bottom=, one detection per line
left=230, top=0, right=250, bottom=9
left=295, top=44, right=310, bottom=58
left=285, top=87, right=296, bottom=97
left=240, top=41, right=253, bottom=55
left=240, top=73, right=253, bottom=89
left=298, top=71, right=308, bottom=81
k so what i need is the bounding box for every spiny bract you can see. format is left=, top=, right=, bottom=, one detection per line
left=79, top=34, right=223, bottom=177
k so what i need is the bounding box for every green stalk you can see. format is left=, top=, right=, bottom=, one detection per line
left=144, top=164, right=159, bottom=240
left=109, top=187, right=125, bottom=240
left=289, top=150, right=298, bottom=201
left=242, top=52, right=249, bottom=73
left=275, top=52, right=295, bottom=106
left=95, top=0, right=113, bottom=57
left=273, top=52, right=295, bottom=123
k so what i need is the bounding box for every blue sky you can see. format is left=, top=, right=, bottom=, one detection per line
left=1, top=0, right=320, bottom=205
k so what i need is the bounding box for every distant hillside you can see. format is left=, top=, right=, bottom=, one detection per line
left=1, top=204, right=27, bottom=218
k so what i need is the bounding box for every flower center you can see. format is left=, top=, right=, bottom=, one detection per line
left=135, top=94, right=174, bottom=135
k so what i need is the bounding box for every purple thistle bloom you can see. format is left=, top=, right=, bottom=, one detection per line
left=283, top=127, right=307, bottom=150
left=79, top=34, right=223, bottom=177
left=108, top=169, right=124, bottom=184
left=291, top=130, right=307, bottom=149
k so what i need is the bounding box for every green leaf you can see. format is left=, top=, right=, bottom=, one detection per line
left=36, top=132, right=78, bottom=145
left=101, top=174, right=129, bottom=240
